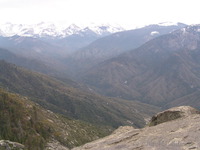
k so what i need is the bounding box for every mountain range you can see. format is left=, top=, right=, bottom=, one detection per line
left=2, top=22, right=200, bottom=109
left=64, top=23, right=186, bottom=76
left=0, top=22, right=187, bottom=79
left=2, top=21, right=200, bottom=149
left=0, top=60, right=160, bottom=128
left=0, top=22, right=124, bottom=38
left=80, top=25, right=200, bottom=108
left=0, top=22, right=125, bottom=56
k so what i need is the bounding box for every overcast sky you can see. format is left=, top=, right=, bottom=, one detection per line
left=0, top=0, right=199, bottom=29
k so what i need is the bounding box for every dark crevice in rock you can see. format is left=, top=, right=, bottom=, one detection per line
left=149, top=111, right=183, bottom=126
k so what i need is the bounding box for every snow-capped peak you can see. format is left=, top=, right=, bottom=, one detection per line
left=0, top=22, right=125, bottom=38
left=158, top=22, right=179, bottom=26
left=62, top=24, right=81, bottom=36
left=84, top=23, right=124, bottom=35
left=0, top=22, right=61, bottom=37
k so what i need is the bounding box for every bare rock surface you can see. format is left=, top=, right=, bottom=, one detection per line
left=45, top=139, right=69, bottom=150
left=0, top=140, right=25, bottom=150
left=149, top=106, right=200, bottom=126
left=72, top=106, right=200, bottom=150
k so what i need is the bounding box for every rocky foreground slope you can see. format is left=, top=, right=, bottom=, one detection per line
left=73, top=106, right=200, bottom=150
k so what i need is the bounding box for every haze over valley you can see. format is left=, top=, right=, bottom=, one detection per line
left=1, top=0, right=200, bottom=149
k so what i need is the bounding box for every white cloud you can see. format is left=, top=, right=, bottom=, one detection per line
left=0, top=0, right=200, bottom=28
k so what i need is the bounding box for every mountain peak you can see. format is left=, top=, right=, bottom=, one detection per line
left=0, top=22, right=125, bottom=38
left=85, top=24, right=125, bottom=35
left=63, top=24, right=81, bottom=36
left=157, top=21, right=180, bottom=26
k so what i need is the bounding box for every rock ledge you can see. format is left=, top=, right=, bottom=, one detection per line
left=72, top=106, right=200, bottom=150
left=149, top=106, right=200, bottom=126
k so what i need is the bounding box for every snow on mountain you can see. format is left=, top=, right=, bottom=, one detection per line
left=62, top=24, right=81, bottom=36
left=150, top=31, right=160, bottom=36
left=0, top=23, right=25, bottom=37
left=157, top=22, right=180, bottom=26
left=0, top=22, right=125, bottom=38
left=0, top=22, right=184, bottom=38
left=173, top=24, right=200, bottom=37
left=83, top=23, right=124, bottom=35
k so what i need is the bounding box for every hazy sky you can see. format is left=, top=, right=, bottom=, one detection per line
left=0, top=0, right=199, bottom=28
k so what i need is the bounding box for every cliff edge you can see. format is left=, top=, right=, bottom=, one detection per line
left=73, top=106, right=200, bottom=150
